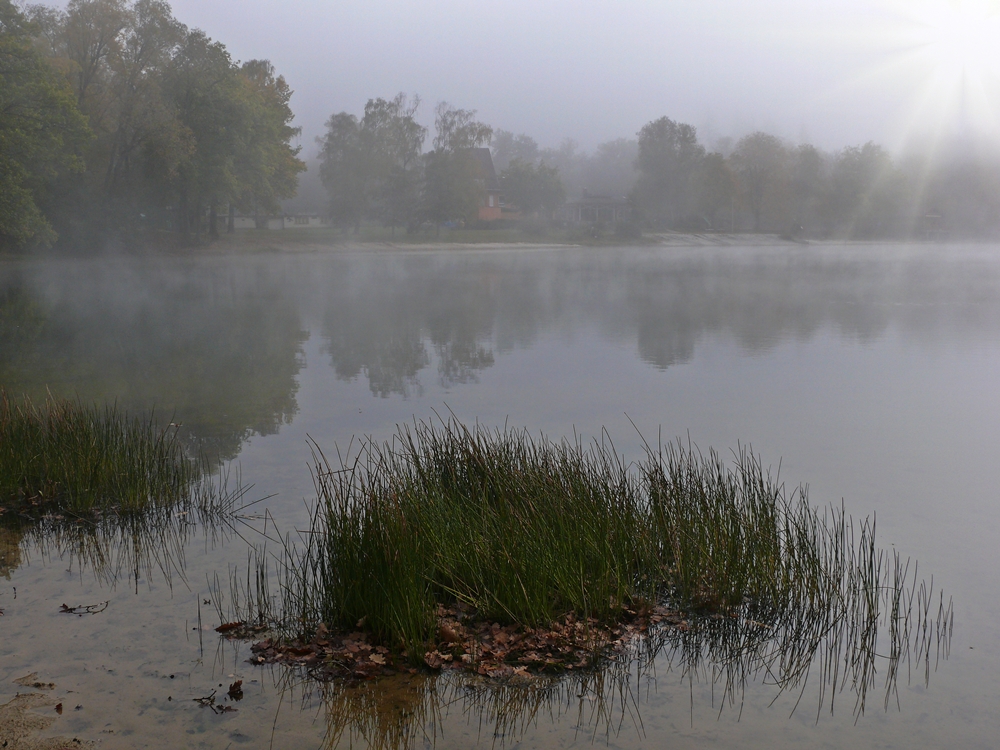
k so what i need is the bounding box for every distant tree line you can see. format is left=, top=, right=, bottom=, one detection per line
left=0, top=0, right=303, bottom=252
left=493, top=118, right=1000, bottom=239
left=318, top=96, right=574, bottom=233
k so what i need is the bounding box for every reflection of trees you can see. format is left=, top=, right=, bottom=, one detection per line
left=319, top=256, right=533, bottom=396
left=5, top=249, right=999, bottom=437
left=317, top=248, right=1000, bottom=395
left=0, top=259, right=307, bottom=461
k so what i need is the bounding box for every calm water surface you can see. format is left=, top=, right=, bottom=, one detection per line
left=1, top=244, right=996, bottom=748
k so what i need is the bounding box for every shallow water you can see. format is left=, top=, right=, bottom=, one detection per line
left=0, top=244, right=996, bottom=748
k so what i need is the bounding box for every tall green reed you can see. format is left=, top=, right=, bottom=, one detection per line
left=0, top=390, right=203, bottom=515
left=234, top=418, right=946, bottom=677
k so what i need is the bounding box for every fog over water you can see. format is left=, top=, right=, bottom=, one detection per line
left=1, top=244, right=998, bottom=747
left=7, top=0, right=1000, bottom=744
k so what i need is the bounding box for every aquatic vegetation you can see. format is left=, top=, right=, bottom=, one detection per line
left=0, top=390, right=206, bottom=516
left=0, top=390, right=253, bottom=590
left=224, top=417, right=951, bottom=710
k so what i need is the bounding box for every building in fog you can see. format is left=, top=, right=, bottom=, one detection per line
left=471, top=147, right=502, bottom=221
left=559, top=191, right=631, bottom=224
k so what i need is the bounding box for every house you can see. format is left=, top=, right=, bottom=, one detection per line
left=559, top=191, right=631, bottom=224
left=230, top=214, right=326, bottom=229
left=471, top=147, right=502, bottom=221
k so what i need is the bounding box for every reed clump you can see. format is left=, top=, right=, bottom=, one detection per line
left=248, top=419, right=907, bottom=667
left=0, top=390, right=203, bottom=516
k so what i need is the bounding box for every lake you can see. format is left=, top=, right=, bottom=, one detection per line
left=1, top=242, right=995, bottom=748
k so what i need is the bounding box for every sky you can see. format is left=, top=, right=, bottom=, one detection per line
left=162, top=0, right=1000, bottom=156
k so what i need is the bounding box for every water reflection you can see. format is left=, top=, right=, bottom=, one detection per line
left=2, top=469, right=249, bottom=590
left=303, top=581, right=952, bottom=750
left=4, top=248, right=1000, bottom=448
left=0, top=259, right=307, bottom=461
left=316, top=248, right=1000, bottom=396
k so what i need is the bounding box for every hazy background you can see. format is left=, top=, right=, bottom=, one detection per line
left=158, top=0, right=1000, bottom=154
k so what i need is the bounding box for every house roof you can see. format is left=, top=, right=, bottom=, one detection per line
left=471, top=147, right=501, bottom=191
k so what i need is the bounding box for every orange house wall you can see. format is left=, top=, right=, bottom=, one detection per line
left=479, top=191, right=502, bottom=221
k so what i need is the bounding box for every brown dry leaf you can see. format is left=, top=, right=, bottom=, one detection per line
left=369, top=654, right=386, bottom=665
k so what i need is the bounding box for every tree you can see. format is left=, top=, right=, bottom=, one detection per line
left=730, top=131, right=789, bottom=231
left=362, top=94, right=425, bottom=235
left=631, top=116, right=705, bottom=228
left=26, top=0, right=189, bottom=242
left=491, top=129, right=538, bottom=172
left=499, top=159, right=565, bottom=217
left=789, top=144, right=824, bottom=233
left=827, top=142, right=899, bottom=237
left=165, top=29, right=244, bottom=239
left=0, top=0, right=90, bottom=250
left=695, top=152, right=737, bottom=230
left=229, top=59, right=305, bottom=233
left=20, top=0, right=304, bottom=247
left=317, top=93, right=425, bottom=234
left=317, top=112, right=363, bottom=231
left=580, top=138, right=638, bottom=199
left=422, top=102, right=492, bottom=230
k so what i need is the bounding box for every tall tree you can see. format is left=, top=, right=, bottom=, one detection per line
left=317, top=93, right=424, bottom=234
left=0, top=0, right=90, bottom=250
left=229, top=59, right=305, bottom=233
left=362, top=94, right=425, bottom=235
left=632, top=116, right=705, bottom=228
left=491, top=129, right=538, bottom=172
left=695, top=152, right=737, bottom=230
left=730, top=131, right=789, bottom=232
left=827, top=141, right=900, bottom=237
left=165, top=29, right=244, bottom=239
left=317, top=112, right=364, bottom=231
left=423, top=102, right=492, bottom=230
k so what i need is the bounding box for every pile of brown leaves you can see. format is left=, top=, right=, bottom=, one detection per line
left=241, top=603, right=692, bottom=682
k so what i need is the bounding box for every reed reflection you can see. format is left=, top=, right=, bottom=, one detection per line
left=309, top=584, right=951, bottom=750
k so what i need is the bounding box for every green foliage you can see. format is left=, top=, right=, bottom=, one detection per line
left=317, top=112, right=364, bottom=230
left=318, top=94, right=425, bottom=233
left=499, top=159, right=565, bottom=217
left=0, top=390, right=203, bottom=515
left=231, top=60, right=305, bottom=219
left=254, top=420, right=914, bottom=664
left=631, top=116, right=705, bottom=228
left=423, top=103, right=493, bottom=227
left=0, top=0, right=90, bottom=250
left=2, top=0, right=304, bottom=249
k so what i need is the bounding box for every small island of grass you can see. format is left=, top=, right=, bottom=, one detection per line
left=224, top=419, right=942, bottom=685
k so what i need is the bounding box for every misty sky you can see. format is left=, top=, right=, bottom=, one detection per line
left=164, top=0, right=1000, bottom=155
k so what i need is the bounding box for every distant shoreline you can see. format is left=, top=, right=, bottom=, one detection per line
left=6, top=230, right=999, bottom=260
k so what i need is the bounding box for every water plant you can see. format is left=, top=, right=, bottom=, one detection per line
left=0, top=390, right=205, bottom=516
left=227, top=417, right=949, bottom=691
left=0, top=390, right=253, bottom=589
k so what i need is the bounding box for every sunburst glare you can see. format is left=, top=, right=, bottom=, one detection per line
left=892, top=0, right=1000, bottom=138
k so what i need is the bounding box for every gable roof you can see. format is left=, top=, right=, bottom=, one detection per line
left=471, top=147, right=501, bottom=191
